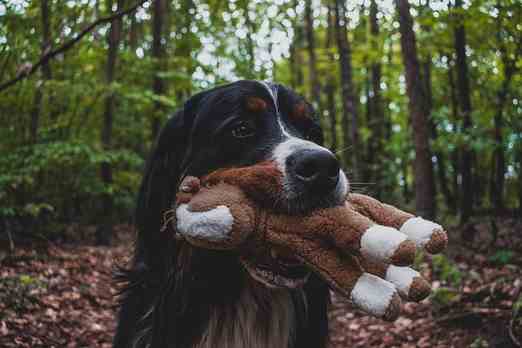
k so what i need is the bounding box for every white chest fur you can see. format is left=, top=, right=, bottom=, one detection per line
left=194, top=281, right=296, bottom=348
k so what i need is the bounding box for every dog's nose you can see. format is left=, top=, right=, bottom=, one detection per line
left=289, top=150, right=340, bottom=192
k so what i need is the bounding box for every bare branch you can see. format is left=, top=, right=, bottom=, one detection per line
left=0, top=0, right=149, bottom=93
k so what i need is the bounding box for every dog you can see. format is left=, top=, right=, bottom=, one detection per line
left=113, top=80, right=349, bottom=348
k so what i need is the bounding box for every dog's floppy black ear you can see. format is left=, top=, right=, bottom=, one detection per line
left=134, top=91, right=210, bottom=271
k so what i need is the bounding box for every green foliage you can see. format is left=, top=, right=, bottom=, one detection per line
left=0, top=140, right=143, bottom=233
left=431, top=287, right=461, bottom=308
left=432, top=254, right=462, bottom=286
left=0, top=0, right=520, bottom=238
left=470, top=337, right=489, bottom=348
left=488, top=250, right=515, bottom=265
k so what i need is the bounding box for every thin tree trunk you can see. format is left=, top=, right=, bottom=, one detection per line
left=364, top=66, right=373, bottom=181
left=30, top=88, right=43, bottom=143
left=97, top=0, right=125, bottom=246
left=129, top=10, right=138, bottom=53
left=325, top=4, right=337, bottom=153
left=490, top=2, right=518, bottom=215
left=490, top=79, right=509, bottom=214
left=384, top=34, right=393, bottom=142
left=291, top=0, right=305, bottom=90
left=30, top=0, right=53, bottom=143
left=453, top=0, right=474, bottom=223
left=334, top=0, right=360, bottom=177
left=421, top=1, right=451, bottom=211
left=151, top=0, right=166, bottom=142
left=395, top=0, right=436, bottom=219
left=447, top=59, right=460, bottom=208
left=289, top=38, right=297, bottom=89
left=304, top=0, right=321, bottom=110
left=368, top=0, right=384, bottom=197
left=518, top=150, right=522, bottom=217
left=41, top=0, right=53, bottom=83
left=242, top=0, right=255, bottom=77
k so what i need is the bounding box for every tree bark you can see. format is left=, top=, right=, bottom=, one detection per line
left=447, top=58, right=460, bottom=208
left=129, top=10, right=138, bottom=53
left=30, top=0, right=54, bottom=143
left=334, top=0, right=360, bottom=176
left=325, top=3, right=337, bottom=153
left=97, top=0, right=125, bottom=246
left=368, top=0, right=384, bottom=197
left=290, top=0, right=305, bottom=90
left=304, top=0, right=321, bottom=110
left=395, top=0, right=436, bottom=219
left=241, top=0, right=256, bottom=78
left=519, top=150, right=522, bottom=217
left=151, top=0, right=166, bottom=142
left=453, top=0, right=474, bottom=223
left=489, top=2, right=518, bottom=215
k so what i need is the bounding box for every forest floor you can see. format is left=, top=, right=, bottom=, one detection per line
left=1, top=220, right=521, bottom=348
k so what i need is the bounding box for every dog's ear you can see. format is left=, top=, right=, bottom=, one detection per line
left=134, top=91, right=210, bottom=271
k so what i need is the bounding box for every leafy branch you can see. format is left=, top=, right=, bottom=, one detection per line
left=0, top=0, right=149, bottom=93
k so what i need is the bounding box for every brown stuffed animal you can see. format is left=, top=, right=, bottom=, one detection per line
left=173, top=162, right=447, bottom=321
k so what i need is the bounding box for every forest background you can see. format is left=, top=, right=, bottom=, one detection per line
left=0, top=0, right=521, bottom=346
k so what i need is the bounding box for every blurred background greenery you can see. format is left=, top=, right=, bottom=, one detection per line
left=0, top=0, right=520, bottom=245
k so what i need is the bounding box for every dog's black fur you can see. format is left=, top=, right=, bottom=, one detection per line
left=113, top=81, right=341, bottom=348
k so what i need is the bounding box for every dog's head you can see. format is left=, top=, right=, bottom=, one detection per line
left=136, top=80, right=348, bottom=288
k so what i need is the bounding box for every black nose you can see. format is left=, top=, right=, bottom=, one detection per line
left=289, top=150, right=340, bottom=193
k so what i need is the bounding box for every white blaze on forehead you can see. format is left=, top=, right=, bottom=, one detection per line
left=350, top=273, right=397, bottom=317
left=400, top=217, right=442, bottom=247
left=258, top=80, right=291, bottom=138
left=176, top=204, right=234, bottom=241
left=360, top=225, right=408, bottom=262
left=385, top=265, right=419, bottom=298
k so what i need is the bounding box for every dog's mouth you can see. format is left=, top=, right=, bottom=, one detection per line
left=240, top=245, right=311, bottom=289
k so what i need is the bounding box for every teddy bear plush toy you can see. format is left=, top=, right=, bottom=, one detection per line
left=172, top=161, right=447, bottom=321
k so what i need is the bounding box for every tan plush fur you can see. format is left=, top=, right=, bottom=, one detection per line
left=175, top=163, right=448, bottom=321
left=194, top=278, right=297, bottom=348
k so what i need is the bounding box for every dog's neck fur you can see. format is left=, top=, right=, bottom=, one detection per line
left=194, top=279, right=296, bottom=348
left=159, top=242, right=300, bottom=348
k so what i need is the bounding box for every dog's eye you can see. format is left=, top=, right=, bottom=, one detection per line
left=231, top=121, right=255, bottom=139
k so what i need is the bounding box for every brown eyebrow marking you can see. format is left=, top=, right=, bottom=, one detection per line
left=290, top=101, right=309, bottom=121
left=245, top=96, right=267, bottom=112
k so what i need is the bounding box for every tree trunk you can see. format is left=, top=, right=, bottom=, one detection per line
left=241, top=0, right=256, bottom=78
left=447, top=59, right=460, bottom=208
left=490, top=2, right=517, bottom=216
left=97, top=0, right=125, bottom=246
left=151, top=0, right=166, bottom=142
left=304, top=0, right=321, bottom=110
left=30, top=88, right=43, bottom=143
left=368, top=0, right=384, bottom=197
left=421, top=2, right=452, bottom=211
left=129, top=10, right=138, bottom=53
left=453, top=0, right=474, bottom=223
left=40, top=0, right=53, bottom=83
left=325, top=4, right=337, bottom=153
left=518, top=149, right=522, bottom=217
left=291, top=0, right=305, bottom=90
left=30, top=0, right=53, bottom=143
left=334, top=0, right=360, bottom=177
left=395, top=0, right=436, bottom=219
